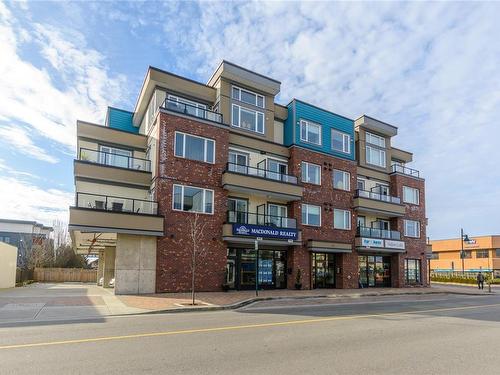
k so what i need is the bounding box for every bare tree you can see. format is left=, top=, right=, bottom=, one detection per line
left=52, top=219, right=70, bottom=249
left=187, top=213, right=209, bottom=305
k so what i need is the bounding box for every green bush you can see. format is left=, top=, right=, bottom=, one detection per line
left=431, top=275, right=500, bottom=285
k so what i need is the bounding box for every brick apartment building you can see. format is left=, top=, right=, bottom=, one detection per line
left=69, top=61, right=427, bottom=294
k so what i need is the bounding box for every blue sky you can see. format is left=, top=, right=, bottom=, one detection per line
left=0, top=1, right=499, bottom=240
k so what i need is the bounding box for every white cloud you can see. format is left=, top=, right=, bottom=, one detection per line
left=0, top=124, right=58, bottom=163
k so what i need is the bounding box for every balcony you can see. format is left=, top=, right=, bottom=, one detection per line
left=69, top=193, right=163, bottom=236
left=79, top=148, right=151, bottom=172
left=391, top=164, right=420, bottom=178
left=227, top=210, right=297, bottom=229
left=357, top=226, right=401, bottom=240
left=160, top=97, right=223, bottom=124
left=353, top=189, right=405, bottom=217
left=222, top=163, right=303, bottom=201
left=355, top=226, right=405, bottom=252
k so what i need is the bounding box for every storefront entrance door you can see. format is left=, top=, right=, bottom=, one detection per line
left=312, top=253, right=335, bottom=288
left=358, top=255, right=391, bottom=287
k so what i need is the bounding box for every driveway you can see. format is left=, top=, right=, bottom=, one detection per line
left=0, top=283, right=145, bottom=324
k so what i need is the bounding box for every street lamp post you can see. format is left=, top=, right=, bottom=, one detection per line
left=460, top=228, right=470, bottom=275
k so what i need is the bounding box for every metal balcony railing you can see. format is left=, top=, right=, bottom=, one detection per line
left=391, top=164, right=420, bottom=178
left=226, top=162, right=298, bottom=184
left=357, top=226, right=401, bottom=240
left=160, top=97, right=223, bottom=124
left=355, top=189, right=401, bottom=204
left=227, top=210, right=297, bottom=229
left=79, top=148, right=151, bottom=172
left=76, top=192, right=158, bottom=215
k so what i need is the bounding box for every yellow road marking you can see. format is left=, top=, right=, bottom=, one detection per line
left=1, top=302, right=499, bottom=350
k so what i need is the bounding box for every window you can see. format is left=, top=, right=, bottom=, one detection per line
left=173, top=185, right=214, bottom=214
left=366, top=132, right=386, bottom=147
left=231, top=104, right=265, bottom=134
left=405, top=259, right=421, bottom=284
left=232, top=86, right=265, bottom=108
left=302, top=204, right=321, bottom=226
left=333, top=170, right=350, bottom=191
left=168, top=95, right=207, bottom=118
left=462, top=250, right=472, bottom=259
left=430, top=252, right=439, bottom=260
left=357, top=178, right=365, bottom=191
left=476, top=250, right=489, bottom=259
left=0, top=236, right=10, bottom=244
left=174, top=132, right=215, bottom=163
left=331, top=130, right=351, bottom=153
left=403, top=186, right=419, bottom=205
left=334, top=209, right=351, bottom=230
left=496, top=249, right=500, bottom=257
left=404, top=220, right=420, bottom=238
left=300, top=120, right=322, bottom=145
left=301, top=162, right=321, bottom=185
left=366, top=146, right=386, bottom=167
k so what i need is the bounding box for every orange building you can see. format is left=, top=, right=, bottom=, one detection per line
left=430, top=235, right=500, bottom=276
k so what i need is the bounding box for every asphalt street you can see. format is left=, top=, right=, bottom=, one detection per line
left=1, top=293, right=500, bottom=374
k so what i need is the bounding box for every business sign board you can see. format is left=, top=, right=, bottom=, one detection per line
left=233, top=224, right=298, bottom=241
left=385, top=240, right=405, bottom=250
left=361, top=238, right=384, bottom=248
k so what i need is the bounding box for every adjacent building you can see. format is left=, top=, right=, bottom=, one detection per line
left=430, top=236, right=500, bottom=276
left=0, top=219, right=53, bottom=268
left=69, top=61, right=427, bottom=294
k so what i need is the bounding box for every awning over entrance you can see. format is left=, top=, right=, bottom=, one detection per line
left=308, top=240, right=352, bottom=254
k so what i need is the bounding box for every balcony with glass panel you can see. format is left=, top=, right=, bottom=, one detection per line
left=355, top=226, right=405, bottom=252
left=353, top=188, right=405, bottom=217
left=391, top=164, right=420, bottom=178
left=160, top=97, right=223, bottom=124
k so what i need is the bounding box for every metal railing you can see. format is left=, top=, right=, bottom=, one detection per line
left=226, top=162, right=298, bottom=184
left=357, top=226, right=401, bottom=240
left=76, top=192, right=158, bottom=215
left=160, top=97, right=223, bottom=124
left=79, top=148, right=151, bottom=172
left=227, top=210, right=297, bottom=229
left=355, top=189, right=401, bottom=204
left=391, top=164, right=420, bottom=178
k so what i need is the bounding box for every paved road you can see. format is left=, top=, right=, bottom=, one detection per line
left=1, top=293, right=500, bottom=374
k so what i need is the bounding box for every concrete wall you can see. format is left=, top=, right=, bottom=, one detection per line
left=115, top=234, right=157, bottom=294
left=0, top=242, right=18, bottom=288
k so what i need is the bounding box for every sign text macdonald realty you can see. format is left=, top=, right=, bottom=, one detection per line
left=233, top=224, right=298, bottom=240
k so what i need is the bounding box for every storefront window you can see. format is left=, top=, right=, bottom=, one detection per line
left=405, top=258, right=421, bottom=284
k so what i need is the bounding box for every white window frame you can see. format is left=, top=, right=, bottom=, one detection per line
left=231, top=104, right=265, bottom=134
left=366, top=145, right=387, bottom=168
left=333, top=209, right=351, bottom=230
left=172, top=184, right=214, bottom=214
left=403, top=186, right=419, bottom=205
left=174, top=131, right=215, bottom=164
left=404, top=219, right=420, bottom=238
left=300, top=120, right=322, bottom=146
left=231, top=85, right=265, bottom=109
left=366, top=132, right=386, bottom=148
left=331, top=130, right=351, bottom=154
left=302, top=204, right=321, bottom=227
left=301, top=161, right=321, bottom=185
left=333, top=170, right=351, bottom=191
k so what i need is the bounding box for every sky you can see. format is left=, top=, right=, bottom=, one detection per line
left=0, top=1, right=499, bottom=240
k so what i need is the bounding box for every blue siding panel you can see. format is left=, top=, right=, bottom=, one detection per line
left=106, top=107, right=138, bottom=134
left=284, top=99, right=355, bottom=161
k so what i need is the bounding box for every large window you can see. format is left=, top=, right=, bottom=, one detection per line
left=301, top=161, right=321, bottom=185
left=334, top=209, right=351, bottom=230
left=403, top=186, right=419, bottom=205
left=333, top=170, right=350, bottom=191
left=404, top=219, right=420, bottom=238
left=366, top=132, right=386, bottom=147
left=366, top=146, right=386, bottom=167
left=405, top=259, right=421, bottom=284
left=300, top=120, right=322, bottom=145
left=496, top=249, right=500, bottom=258
left=232, top=86, right=264, bottom=108
left=173, top=185, right=214, bottom=214
left=332, top=130, right=351, bottom=154
left=231, top=104, right=265, bottom=134
left=174, top=132, right=215, bottom=164
left=302, top=204, right=321, bottom=226
left=476, top=250, right=489, bottom=258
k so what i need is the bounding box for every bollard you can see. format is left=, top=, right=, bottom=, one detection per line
left=488, top=282, right=492, bottom=293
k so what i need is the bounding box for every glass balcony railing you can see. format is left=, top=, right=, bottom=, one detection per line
left=355, top=189, right=401, bottom=204
left=226, top=162, right=298, bottom=184
left=160, top=98, right=223, bottom=124
left=76, top=193, right=158, bottom=215
left=357, top=226, right=401, bottom=240
left=79, top=148, right=151, bottom=172
left=391, top=164, right=420, bottom=178
left=227, top=210, right=297, bottom=229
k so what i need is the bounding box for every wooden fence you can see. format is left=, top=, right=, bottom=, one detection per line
left=34, top=268, right=97, bottom=283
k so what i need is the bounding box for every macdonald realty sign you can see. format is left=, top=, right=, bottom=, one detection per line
left=233, top=224, right=298, bottom=241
